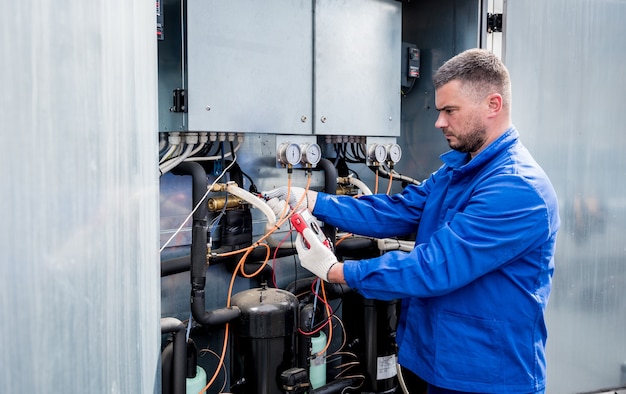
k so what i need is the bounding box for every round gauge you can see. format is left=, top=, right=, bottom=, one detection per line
left=277, top=142, right=302, bottom=166
left=386, top=144, right=402, bottom=163
left=374, top=144, right=387, bottom=163
left=301, top=143, right=322, bottom=166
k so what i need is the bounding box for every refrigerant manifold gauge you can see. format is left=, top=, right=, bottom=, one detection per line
left=277, top=142, right=302, bottom=166
left=386, top=143, right=402, bottom=164
left=300, top=143, right=322, bottom=166
left=368, top=144, right=388, bottom=164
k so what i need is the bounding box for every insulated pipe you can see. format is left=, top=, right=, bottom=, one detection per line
left=311, top=377, right=360, bottom=393
left=171, top=162, right=241, bottom=326
left=226, top=183, right=297, bottom=249
left=226, top=183, right=276, bottom=235
left=161, top=317, right=186, bottom=394
left=316, top=159, right=337, bottom=242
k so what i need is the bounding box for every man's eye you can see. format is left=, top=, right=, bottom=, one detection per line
left=446, top=109, right=454, bottom=114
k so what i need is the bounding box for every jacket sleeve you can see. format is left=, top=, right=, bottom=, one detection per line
left=313, top=172, right=435, bottom=238
left=342, top=174, right=554, bottom=300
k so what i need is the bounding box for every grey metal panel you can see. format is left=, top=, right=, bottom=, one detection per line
left=0, top=1, right=160, bottom=393
left=314, top=0, right=402, bottom=136
left=504, top=1, right=626, bottom=392
left=187, top=0, right=313, bottom=134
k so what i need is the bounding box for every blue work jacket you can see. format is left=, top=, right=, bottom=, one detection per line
left=313, top=127, right=560, bottom=393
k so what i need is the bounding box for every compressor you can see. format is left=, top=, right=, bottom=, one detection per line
left=230, top=285, right=299, bottom=394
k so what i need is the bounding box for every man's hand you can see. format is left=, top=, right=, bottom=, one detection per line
left=262, top=186, right=310, bottom=216
left=295, top=227, right=338, bottom=282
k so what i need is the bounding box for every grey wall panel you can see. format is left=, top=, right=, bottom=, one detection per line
left=314, top=0, right=402, bottom=136
left=186, top=0, right=313, bottom=134
left=504, top=1, right=626, bottom=392
left=0, top=1, right=161, bottom=392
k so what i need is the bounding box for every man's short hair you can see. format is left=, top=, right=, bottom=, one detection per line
left=433, top=48, right=512, bottom=108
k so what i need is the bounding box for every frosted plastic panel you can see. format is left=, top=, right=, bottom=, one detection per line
left=0, top=1, right=161, bottom=393
left=504, top=1, right=626, bottom=392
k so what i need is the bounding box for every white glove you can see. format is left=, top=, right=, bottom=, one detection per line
left=295, top=227, right=338, bottom=282
left=262, top=186, right=309, bottom=215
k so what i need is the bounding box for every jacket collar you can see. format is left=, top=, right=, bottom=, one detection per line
left=440, top=126, right=519, bottom=170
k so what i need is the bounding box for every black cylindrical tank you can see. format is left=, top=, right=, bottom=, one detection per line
left=231, top=285, right=299, bottom=394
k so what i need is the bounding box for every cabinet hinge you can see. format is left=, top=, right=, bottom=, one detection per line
left=487, top=13, right=503, bottom=33
left=170, top=88, right=187, bottom=113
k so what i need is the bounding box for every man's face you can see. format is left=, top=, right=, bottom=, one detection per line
left=434, top=80, right=487, bottom=156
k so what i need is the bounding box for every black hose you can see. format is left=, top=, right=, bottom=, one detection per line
left=315, top=159, right=337, bottom=242
left=171, top=162, right=241, bottom=326
left=311, top=377, right=360, bottom=393
left=161, top=317, right=186, bottom=394
left=334, top=237, right=379, bottom=260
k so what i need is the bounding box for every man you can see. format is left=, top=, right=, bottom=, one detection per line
left=264, top=48, right=560, bottom=393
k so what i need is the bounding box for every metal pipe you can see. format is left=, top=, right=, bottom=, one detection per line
left=161, top=317, right=186, bottom=394
left=207, top=195, right=245, bottom=211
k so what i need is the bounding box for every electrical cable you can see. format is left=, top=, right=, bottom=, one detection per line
left=185, top=139, right=242, bottom=162
left=160, top=142, right=195, bottom=175
left=396, top=362, right=411, bottom=394
left=198, top=347, right=229, bottom=393
left=160, top=144, right=178, bottom=164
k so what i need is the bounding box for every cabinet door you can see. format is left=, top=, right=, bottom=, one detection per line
left=187, top=0, right=313, bottom=134
left=314, top=0, right=402, bottom=136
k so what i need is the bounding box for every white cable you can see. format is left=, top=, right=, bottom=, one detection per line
left=187, top=140, right=207, bottom=157
left=185, top=140, right=242, bottom=161
left=160, top=132, right=182, bottom=164
left=159, top=144, right=178, bottom=164
left=159, top=143, right=195, bottom=175
left=159, top=155, right=238, bottom=253
left=396, top=363, right=410, bottom=394
left=159, top=133, right=167, bottom=151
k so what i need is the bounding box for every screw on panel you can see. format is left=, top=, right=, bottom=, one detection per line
left=320, top=116, right=327, bottom=123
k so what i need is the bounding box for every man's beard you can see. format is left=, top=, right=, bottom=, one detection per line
left=449, top=120, right=487, bottom=154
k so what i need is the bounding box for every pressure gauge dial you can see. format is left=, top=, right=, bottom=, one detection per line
left=368, top=144, right=387, bottom=163
left=386, top=143, right=402, bottom=163
left=277, top=142, right=302, bottom=166
left=300, top=143, right=322, bottom=166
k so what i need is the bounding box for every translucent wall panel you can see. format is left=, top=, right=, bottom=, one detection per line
left=504, top=1, right=626, bottom=392
left=0, top=1, right=160, bottom=393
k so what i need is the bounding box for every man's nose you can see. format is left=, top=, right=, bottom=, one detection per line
left=434, top=113, right=447, bottom=129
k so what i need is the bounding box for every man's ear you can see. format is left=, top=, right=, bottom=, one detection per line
left=486, top=93, right=503, bottom=117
